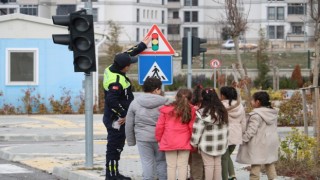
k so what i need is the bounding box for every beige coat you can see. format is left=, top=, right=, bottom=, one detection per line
left=222, top=100, right=246, bottom=145
left=236, top=107, right=280, bottom=164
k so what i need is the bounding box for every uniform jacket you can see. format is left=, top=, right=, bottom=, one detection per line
left=103, top=42, right=147, bottom=129
left=236, top=107, right=280, bottom=164
left=191, top=109, right=228, bottom=156
left=125, top=93, right=168, bottom=146
left=155, top=105, right=196, bottom=151
left=221, top=100, right=247, bottom=145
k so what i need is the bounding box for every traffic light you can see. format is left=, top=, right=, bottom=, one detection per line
left=52, top=10, right=96, bottom=73
left=151, top=33, right=159, bottom=51
left=182, top=37, right=188, bottom=65
left=182, top=36, right=207, bottom=64
left=192, top=36, right=207, bottom=56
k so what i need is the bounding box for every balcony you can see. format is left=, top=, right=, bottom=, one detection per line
left=287, top=14, right=306, bottom=22
left=167, top=2, right=181, bottom=9
left=168, top=17, right=181, bottom=24
left=286, top=33, right=305, bottom=42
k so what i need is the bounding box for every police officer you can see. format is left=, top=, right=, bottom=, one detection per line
left=103, top=36, right=151, bottom=180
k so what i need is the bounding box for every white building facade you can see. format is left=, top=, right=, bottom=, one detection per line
left=0, top=0, right=313, bottom=47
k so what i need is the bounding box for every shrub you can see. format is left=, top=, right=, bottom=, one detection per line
left=291, top=65, right=303, bottom=88
left=278, top=128, right=319, bottom=179
left=278, top=92, right=304, bottom=126
left=279, top=76, right=298, bottom=89
left=49, top=88, right=73, bottom=114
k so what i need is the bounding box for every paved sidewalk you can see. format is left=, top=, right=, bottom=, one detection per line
left=0, top=114, right=308, bottom=180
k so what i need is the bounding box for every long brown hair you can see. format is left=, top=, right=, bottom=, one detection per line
left=171, top=88, right=193, bottom=124
left=200, top=88, right=228, bottom=124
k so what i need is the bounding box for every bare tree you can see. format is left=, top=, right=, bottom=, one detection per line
left=309, top=0, right=320, bottom=162
left=215, top=0, right=251, bottom=108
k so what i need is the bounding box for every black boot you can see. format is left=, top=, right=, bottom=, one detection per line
left=116, top=174, right=131, bottom=180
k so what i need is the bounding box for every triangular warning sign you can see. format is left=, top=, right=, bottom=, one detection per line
left=143, top=62, right=168, bottom=81
left=140, top=24, right=175, bottom=55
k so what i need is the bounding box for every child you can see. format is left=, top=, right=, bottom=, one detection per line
left=236, top=91, right=280, bottom=180
left=220, top=86, right=246, bottom=180
left=155, top=88, right=196, bottom=180
left=191, top=88, right=228, bottom=180
left=125, top=77, right=168, bottom=180
left=190, top=84, right=204, bottom=180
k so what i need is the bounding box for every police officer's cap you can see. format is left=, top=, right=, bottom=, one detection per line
left=114, top=53, right=138, bottom=69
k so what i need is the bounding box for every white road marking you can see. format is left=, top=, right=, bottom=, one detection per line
left=0, top=164, right=32, bottom=174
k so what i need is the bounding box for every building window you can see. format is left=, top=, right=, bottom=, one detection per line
left=162, top=0, right=164, bottom=5
left=147, top=10, right=149, bottom=19
left=137, top=0, right=139, bottom=3
left=6, top=49, right=38, bottom=85
left=183, top=27, right=198, bottom=37
left=0, top=8, right=16, bottom=15
left=184, top=11, right=198, bottom=22
left=81, top=0, right=97, bottom=2
left=56, top=5, right=76, bottom=15
left=143, top=9, right=145, bottom=18
left=151, top=10, right=153, bottom=19
left=288, top=3, right=306, bottom=15
left=137, top=8, right=140, bottom=22
left=268, top=25, right=284, bottom=39
left=168, top=24, right=180, bottom=34
left=136, top=28, right=140, bottom=42
left=92, top=8, right=98, bottom=22
left=162, top=10, right=164, bottom=24
left=155, top=10, right=157, bottom=19
left=173, top=11, right=179, bottom=19
left=184, top=0, right=198, bottom=6
left=268, top=7, right=284, bottom=20
left=291, top=23, right=303, bottom=34
left=168, top=0, right=179, bottom=1
left=20, top=5, right=38, bottom=16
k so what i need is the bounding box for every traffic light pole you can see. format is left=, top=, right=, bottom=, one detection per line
left=187, top=31, right=192, bottom=89
left=84, top=0, right=93, bottom=168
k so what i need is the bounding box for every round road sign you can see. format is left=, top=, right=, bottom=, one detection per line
left=210, top=59, right=221, bottom=68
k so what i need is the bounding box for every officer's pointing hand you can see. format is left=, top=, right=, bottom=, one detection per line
left=142, top=36, right=151, bottom=46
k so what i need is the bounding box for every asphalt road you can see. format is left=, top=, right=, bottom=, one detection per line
left=0, top=144, right=60, bottom=180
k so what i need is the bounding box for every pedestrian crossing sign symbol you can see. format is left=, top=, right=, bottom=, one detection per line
left=143, top=62, right=168, bottom=81
left=138, top=55, right=172, bottom=85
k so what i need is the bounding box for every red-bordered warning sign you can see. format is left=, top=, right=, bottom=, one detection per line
left=210, top=59, right=221, bottom=68
left=140, top=24, right=175, bottom=55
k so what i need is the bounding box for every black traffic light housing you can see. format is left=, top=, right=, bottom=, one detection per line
left=182, top=36, right=207, bottom=65
left=192, top=36, right=207, bottom=57
left=52, top=9, right=96, bottom=73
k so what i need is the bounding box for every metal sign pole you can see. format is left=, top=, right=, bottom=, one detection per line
left=84, top=0, right=93, bottom=168
left=214, top=67, right=217, bottom=89
left=187, top=31, right=192, bottom=89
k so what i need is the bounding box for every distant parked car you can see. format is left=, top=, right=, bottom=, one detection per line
left=222, top=39, right=258, bottom=50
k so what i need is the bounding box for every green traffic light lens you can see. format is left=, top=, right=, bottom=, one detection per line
left=75, top=56, right=92, bottom=70
left=73, top=17, right=90, bottom=32
left=74, top=36, right=91, bottom=51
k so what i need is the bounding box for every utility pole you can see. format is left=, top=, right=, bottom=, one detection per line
left=84, top=0, right=94, bottom=168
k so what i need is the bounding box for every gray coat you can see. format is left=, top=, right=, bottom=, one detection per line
left=236, top=107, right=280, bottom=164
left=125, top=93, right=168, bottom=146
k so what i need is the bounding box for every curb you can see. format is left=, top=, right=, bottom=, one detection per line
left=0, top=134, right=106, bottom=142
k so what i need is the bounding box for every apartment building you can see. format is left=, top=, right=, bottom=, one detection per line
left=0, top=0, right=167, bottom=44
left=167, top=0, right=312, bottom=48
left=0, top=0, right=313, bottom=47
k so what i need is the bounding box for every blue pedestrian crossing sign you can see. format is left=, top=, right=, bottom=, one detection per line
left=138, top=55, right=173, bottom=85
